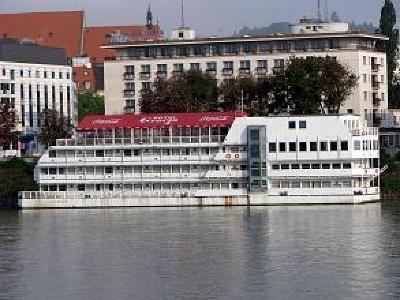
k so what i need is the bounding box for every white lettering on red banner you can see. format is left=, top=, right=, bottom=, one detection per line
left=93, top=119, right=121, bottom=125
left=139, top=116, right=178, bottom=126
left=199, top=116, right=229, bottom=122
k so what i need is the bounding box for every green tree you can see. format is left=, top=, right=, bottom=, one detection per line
left=0, top=102, right=19, bottom=150
left=140, top=70, right=217, bottom=113
left=38, top=109, right=72, bottom=147
left=269, top=57, right=357, bottom=115
left=77, top=93, right=105, bottom=120
left=380, top=0, right=399, bottom=108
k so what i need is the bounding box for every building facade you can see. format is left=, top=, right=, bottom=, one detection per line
left=20, top=112, right=381, bottom=208
left=0, top=40, right=76, bottom=155
left=104, top=28, right=388, bottom=117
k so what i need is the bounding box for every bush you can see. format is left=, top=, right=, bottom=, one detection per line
left=0, top=158, right=38, bottom=208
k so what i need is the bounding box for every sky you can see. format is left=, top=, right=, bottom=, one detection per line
left=0, top=0, right=393, bottom=36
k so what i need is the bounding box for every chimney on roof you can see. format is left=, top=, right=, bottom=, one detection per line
left=146, top=4, right=153, bottom=28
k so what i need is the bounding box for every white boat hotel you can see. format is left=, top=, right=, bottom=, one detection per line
left=19, top=111, right=382, bottom=208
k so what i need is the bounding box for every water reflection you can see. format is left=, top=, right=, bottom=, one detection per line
left=0, top=204, right=398, bottom=299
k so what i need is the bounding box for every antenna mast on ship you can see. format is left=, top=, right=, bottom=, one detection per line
left=317, top=0, right=322, bottom=22
left=181, top=0, right=185, bottom=27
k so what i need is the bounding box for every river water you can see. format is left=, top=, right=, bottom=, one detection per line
left=0, top=203, right=400, bottom=299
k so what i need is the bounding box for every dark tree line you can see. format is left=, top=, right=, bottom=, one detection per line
left=140, top=57, right=357, bottom=116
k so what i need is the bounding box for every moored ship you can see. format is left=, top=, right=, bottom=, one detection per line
left=19, top=112, right=382, bottom=208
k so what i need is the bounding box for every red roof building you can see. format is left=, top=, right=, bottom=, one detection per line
left=73, top=66, right=96, bottom=93
left=0, top=11, right=84, bottom=57
left=0, top=10, right=164, bottom=92
left=77, top=112, right=247, bottom=131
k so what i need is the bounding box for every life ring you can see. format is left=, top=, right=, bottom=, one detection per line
left=234, top=154, right=240, bottom=159
left=226, top=154, right=232, bottom=159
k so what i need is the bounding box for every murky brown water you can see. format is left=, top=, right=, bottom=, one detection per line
left=0, top=203, right=400, bottom=299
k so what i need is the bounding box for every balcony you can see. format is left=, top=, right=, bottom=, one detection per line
left=205, top=69, right=217, bottom=76
left=156, top=71, right=168, bottom=78
left=222, top=68, right=234, bottom=77
left=272, top=67, right=284, bottom=75
left=373, top=97, right=382, bottom=107
left=139, top=72, right=151, bottom=80
left=123, top=72, right=135, bottom=80
left=123, top=89, right=135, bottom=97
left=239, top=68, right=251, bottom=77
left=172, top=70, right=183, bottom=76
left=255, top=67, right=267, bottom=76
left=372, top=81, right=381, bottom=90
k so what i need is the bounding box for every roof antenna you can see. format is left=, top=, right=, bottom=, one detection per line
left=317, top=0, right=321, bottom=22
left=181, top=0, right=185, bottom=27
left=324, top=0, right=329, bottom=22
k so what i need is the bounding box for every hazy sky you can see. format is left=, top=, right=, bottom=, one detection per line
left=0, top=0, right=392, bottom=36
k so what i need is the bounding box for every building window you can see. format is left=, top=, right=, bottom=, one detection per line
left=363, top=74, right=367, bottom=83
left=304, top=142, right=317, bottom=154
left=330, top=141, right=338, bottom=151
left=257, top=60, right=267, bottom=69
left=299, top=121, right=306, bottom=129
left=363, top=56, right=367, bottom=65
left=190, top=63, right=200, bottom=71
left=299, top=142, right=307, bottom=152
left=269, top=142, right=276, bottom=152
left=206, top=62, right=217, bottom=72
left=239, top=60, right=250, bottom=70
left=279, top=142, right=286, bottom=152
left=289, top=142, right=297, bottom=152
left=320, top=142, right=328, bottom=151
left=341, top=141, right=349, bottom=151
left=288, top=121, right=296, bottom=129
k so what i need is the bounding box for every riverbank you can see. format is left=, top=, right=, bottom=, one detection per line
left=0, top=158, right=38, bottom=208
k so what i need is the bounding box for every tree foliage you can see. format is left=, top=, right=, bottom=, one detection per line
left=78, top=93, right=105, bottom=121
left=270, top=57, right=358, bottom=114
left=0, top=102, right=19, bottom=149
left=140, top=57, right=357, bottom=116
left=140, top=70, right=218, bottom=113
left=380, top=0, right=399, bottom=108
left=38, top=109, right=72, bottom=147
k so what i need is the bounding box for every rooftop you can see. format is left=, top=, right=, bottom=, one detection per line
left=0, top=39, right=69, bottom=65
left=103, top=31, right=388, bottom=49
left=0, top=11, right=84, bottom=57
left=77, top=111, right=247, bottom=131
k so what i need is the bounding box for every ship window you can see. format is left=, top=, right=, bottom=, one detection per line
left=341, top=141, right=349, bottom=151
left=313, top=181, right=322, bottom=188
left=299, top=121, right=307, bottom=129
left=322, top=164, right=330, bottom=169
left=162, top=149, right=170, bottom=156
left=232, top=183, right=239, bottom=189
left=354, top=141, right=361, bottom=150
left=105, top=167, right=113, bottom=174
left=332, top=164, right=341, bottom=169
left=330, top=141, right=338, bottom=151
left=249, top=129, right=259, bottom=141
left=59, top=185, right=67, bottom=191
left=134, top=149, right=140, bottom=156
left=49, top=150, right=56, bottom=158
left=291, top=164, right=300, bottom=169
left=310, top=142, right=317, bottom=151
left=302, top=181, right=312, bottom=188
left=288, top=121, right=296, bottom=129
left=320, top=142, right=328, bottom=151
left=96, top=150, right=104, bottom=157
left=312, top=164, right=320, bottom=169
left=343, top=163, right=351, bottom=169
left=279, top=142, right=286, bottom=152
left=59, top=168, right=65, bottom=175
left=41, top=168, right=48, bottom=175
left=281, top=164, right=290, bottom=170
left=269, top=143, right=276, bottom=152
left=272, top=164, right=280, bottom=170
left=78, top=184, right=85, bottom=191
left=292, top=181, right=301, bottom=188
left=302, top=164, right=310, bottom=169
left=124, top=150, right=132, bottom=157
left=49, top=168, right=57, bottom=175
left=299, top=142, right=307, bottom=152
left=322, top=181, right=331, bottom=188
left=289, top=142, right=296, bottom=152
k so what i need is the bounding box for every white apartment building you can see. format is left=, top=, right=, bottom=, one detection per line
left=103, top=21, right=388, bottom=118
left=0, top=40, right=76, bottom=155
